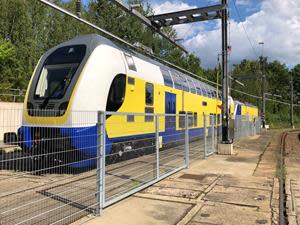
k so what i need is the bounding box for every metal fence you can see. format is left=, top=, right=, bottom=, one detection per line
left=234, top=115, right=261, bottom=140
left=0, top=109, right=259, bottom=225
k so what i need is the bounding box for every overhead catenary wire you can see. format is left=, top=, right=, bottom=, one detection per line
left=231, top=88, right=300, bottom=107
left=38, top=0, right=219, bottom=87
left=232, top=0, right=259, bottom=58
left=37, top=0, right=298, bottom=109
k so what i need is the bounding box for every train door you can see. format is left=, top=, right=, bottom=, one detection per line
left=165, top=92, right=176, bottom=141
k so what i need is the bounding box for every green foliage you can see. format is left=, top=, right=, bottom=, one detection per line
left=0, top=0, right=298, bottom=129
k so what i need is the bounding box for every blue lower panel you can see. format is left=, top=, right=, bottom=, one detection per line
left=17, top=125, right=220, bottom=168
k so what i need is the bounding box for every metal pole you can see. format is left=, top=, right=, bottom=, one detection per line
left=155, top=115, right=160, bottom=179
left=262, top=78, right=266, bottom=128
left=212, top=115, right=215, bottom=152
left=259, top=42, right=266, bottom=129
left=291, top=76, right=294, bottom=129
left=204, top=115, right=207, bottom=159
left=221, top=0, right=230, bottom=143
left=96, top=111, right=105, bottom=216
left=185, top=114, right=189, bottom=168
left=101, top=111, right=106, bottom=210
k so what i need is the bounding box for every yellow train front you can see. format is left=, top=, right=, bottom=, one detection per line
left=14, top=34, right=259, bottom=169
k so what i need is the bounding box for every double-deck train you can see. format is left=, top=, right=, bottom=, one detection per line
left=5, top=34, right=258, bottom=168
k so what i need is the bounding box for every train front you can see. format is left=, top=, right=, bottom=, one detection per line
left=17, top=38, right=96, bottom=170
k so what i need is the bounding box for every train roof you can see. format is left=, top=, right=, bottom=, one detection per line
left=59, top=34, right=221, bottom=99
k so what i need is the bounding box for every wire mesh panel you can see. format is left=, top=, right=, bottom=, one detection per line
left=103, top=112, right=188, bottom=207
left=234, top=115, right=260, bottom=141
left=188, top=114, right=205, bottom=162
left=104, top=112, right=157, bottom=206
left=0, top=108, right=99, bottom=225
left=206, top=115, right=214, bottom=156
left=0, top=107, right=262, bottom=225
left=158, top=114, right=186, bottom=175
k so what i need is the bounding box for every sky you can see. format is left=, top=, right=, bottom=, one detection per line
left=148, top=0, right=300, bottom=69
left=77, top=0, right=300, bottom=69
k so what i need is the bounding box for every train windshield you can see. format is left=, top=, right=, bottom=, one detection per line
left=34, top=45, right=86, bottom=99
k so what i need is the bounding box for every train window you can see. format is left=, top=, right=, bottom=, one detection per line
left=145, top=107, right=154, bottom=122
left=170, top=71, right=182, bottom=90
left=196, top=87, right=202, bottom=95
left=194, top=112, right=198, bottom=127
left=213, top=90, right=217, bottom=98
left=188, top=112, right=193, bottom=127
left=209, top=113, right=213, bottom=126
left=128, top=77, right=135, bottom=85
left=187, top=78, right=196, bottom=94
left=124, top=54, right=137, bottom=71
left=161, top=69, right=173, bottom=87
left=202, top=101, right=207, bottom=106
left=106, top=74, right=126, bottom=112
left=179, top=111, right=186, bottom=128
left=34, top=45, right=86, bottom=100
left=205, top=86, right=212, bottom=98
left=145, top=83, right=154, bottom=105
left=200, top=83, right=207, bottom=97
left=195, top=82, right=203, bottom=95
left=179, top=73, right=189, bottom=92
left=127, top=114, right=134, bottom=122
left=217, top=114, right=221, bottom=124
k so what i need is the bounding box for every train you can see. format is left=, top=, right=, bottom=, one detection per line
left=4, top=34, right=259, bottom=168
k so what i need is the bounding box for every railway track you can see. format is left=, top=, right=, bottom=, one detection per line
left=279, top=129, right=300, bottom=225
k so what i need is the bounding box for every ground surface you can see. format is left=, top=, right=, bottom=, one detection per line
left=80, top=130, right=283, bottom=225
left=285, top=131, right=300, bottom=225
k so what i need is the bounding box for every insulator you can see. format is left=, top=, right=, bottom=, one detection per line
left=76, top=0, right=81, bottom=18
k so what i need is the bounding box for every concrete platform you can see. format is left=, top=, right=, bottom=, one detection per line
left=77, top=130, right=282, bottom=225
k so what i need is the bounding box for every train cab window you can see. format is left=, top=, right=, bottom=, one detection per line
left=188, top=112, right=193, bottom=127
left=106, top=74, right=126, bottom=112
left=179, top=111, right=186, bottom=128
left=145, top=107, right=154, bottom=122
left=128, top=77, right=135, bottom=85
left=194, top=112, right=198, bottom=127
left=34, top=45, right=86, bottom=100
left=124, top=54, right=137, bottom=71
left=145, top=83, right=154, bottom=105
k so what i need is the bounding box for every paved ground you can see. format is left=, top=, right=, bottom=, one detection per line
left=0, top=136, right=209, bottom=225
left=285, top=131, right=300, bottom=225
left=79, top=130, right=283, bottom=225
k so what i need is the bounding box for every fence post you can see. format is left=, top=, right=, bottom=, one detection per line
left=155, top=114, right=160, bottom=179
left=96, top=111, right=106, bottom=216
left=204, top=114, right=207, bottom=159
left=185, top=114, right=189, bottom=168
